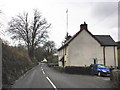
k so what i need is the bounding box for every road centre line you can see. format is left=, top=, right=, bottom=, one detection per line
left=41, top=67, right=43, bottom=71
left=41, top=66, right=56, bottom=89
left=41, top=66, right=44, bottom=74
left=46, top=76, right=57, bottom=90
left=42, top=70, right=45, bottom=74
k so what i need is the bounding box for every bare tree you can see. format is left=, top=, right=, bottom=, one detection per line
left=35, top=40, right=57, bottom=62
left=8, top=9, right=51, bottom=59
left=0, top=10, right=2, bottom=28
left=43, top=41, right=56, bottom=56
left=0, top=10, right=4, bottom=37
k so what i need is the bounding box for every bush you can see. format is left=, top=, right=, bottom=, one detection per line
left=50, top=66, right=92, bottom=75
left=65, top=66, right=92, bottom=75
left=47, top=63, right=58, bottom=67
left=52, top=66, right=65, bottom=73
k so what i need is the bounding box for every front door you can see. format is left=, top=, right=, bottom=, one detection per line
left=94, top=58, right=97, bottom=64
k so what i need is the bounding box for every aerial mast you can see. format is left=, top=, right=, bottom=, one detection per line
left=66, top=9, right=68, bottom=34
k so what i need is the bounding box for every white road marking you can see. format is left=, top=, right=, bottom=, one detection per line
left=41, top=66, right=56, bottom=89
left=46, top=76, right=57, bottom=90
left=42, top=70, right=45, bottom=74
left=41, top=67, right=43, bottom=71
left=41, top=66, right=45, bottom=74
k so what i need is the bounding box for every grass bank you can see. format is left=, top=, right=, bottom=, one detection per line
left=2, top=43, right=36, bottom=88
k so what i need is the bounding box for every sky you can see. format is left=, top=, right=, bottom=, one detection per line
left=0, top=0, right=119, bottom=48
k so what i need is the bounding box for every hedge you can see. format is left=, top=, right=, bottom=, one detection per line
left=65, top=66, right=92, bottom=75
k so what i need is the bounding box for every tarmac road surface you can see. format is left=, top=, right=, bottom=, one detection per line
left=12, top=63, right=113, bottom=89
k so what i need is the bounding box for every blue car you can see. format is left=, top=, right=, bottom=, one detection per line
left=90, top=64, right=110, bottom=76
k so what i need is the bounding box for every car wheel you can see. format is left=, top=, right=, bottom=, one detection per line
left=98, top=72, right=101, bottom=76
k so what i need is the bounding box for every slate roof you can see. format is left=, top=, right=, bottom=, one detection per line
left=58, top=30, right=117, bottom=51
left=94, top=35, right=117, bottom=46
left=117, top=41, right=120, bottom=49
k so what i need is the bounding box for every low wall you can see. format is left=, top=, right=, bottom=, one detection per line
left=110, top=69, right=120, bottom=88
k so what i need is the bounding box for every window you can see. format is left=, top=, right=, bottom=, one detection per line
left=97, top=65, right=106, bottom=68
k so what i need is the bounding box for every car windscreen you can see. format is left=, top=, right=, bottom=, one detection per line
left=97, top=65, right=106, bottom=68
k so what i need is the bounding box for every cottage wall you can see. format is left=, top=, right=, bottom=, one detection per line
left=68, top=30, right=104, bottom=67
left=105, top=46, right=118, bottom=67
left=58, top=49, right=63, bottom=67
left=58, top=47, right=69, bottom=67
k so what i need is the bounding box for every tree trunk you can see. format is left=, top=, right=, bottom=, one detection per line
left=28, top=46, right=37, bottom=63
left=29, top=51, right=38, bottom=65
left=28, top=47, right=34, bottom=57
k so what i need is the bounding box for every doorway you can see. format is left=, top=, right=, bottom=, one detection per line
left=93, top=58, right=97, bottom=64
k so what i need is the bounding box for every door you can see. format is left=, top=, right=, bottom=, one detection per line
left=94, top=58, right=97, bottom=64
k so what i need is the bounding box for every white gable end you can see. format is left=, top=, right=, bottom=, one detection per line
left=68, top=30, right=104, bottom=66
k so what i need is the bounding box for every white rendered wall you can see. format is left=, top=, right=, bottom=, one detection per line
left=68, top=30, right=104, bottom=67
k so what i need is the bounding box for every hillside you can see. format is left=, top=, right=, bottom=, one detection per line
left=2, top=43, right=35, bottom=88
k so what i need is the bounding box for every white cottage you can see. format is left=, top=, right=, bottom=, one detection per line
left=58, top=22, right=118, bottom=68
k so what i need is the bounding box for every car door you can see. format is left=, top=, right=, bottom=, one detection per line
left=93, top=65, right=98, bottom=74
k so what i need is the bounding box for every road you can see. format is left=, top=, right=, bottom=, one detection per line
left=12, top=63, right=113, bottom=89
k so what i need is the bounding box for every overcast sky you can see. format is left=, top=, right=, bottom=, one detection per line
left=0, top=0, right=119, bottom=48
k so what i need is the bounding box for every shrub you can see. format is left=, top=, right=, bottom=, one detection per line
left=47, top=63, right=58, bottom=67
left=65, top=66, right=91, bottom=75
left=52, top=66, right=65, bottom=73
left=50, top=66, right=92, bottom=75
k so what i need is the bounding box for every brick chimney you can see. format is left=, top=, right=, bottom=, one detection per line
left=80, top=22, right=87, bottom=30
